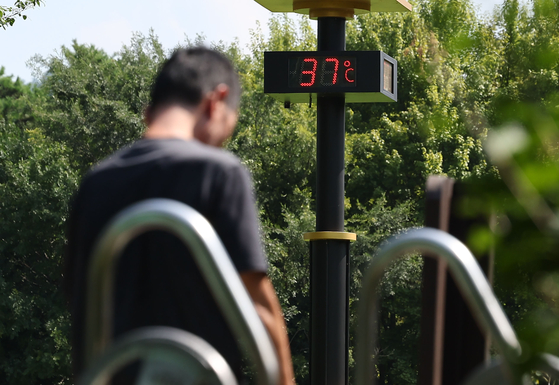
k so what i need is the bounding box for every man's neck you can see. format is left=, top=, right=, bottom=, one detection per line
left=143, top=105, right=197, bottom=141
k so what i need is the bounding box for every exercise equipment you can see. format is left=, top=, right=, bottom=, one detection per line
left=79, top=199, right=280, bottom=385
left=77, top=327, right=237, bottom=385
left=355, top=227, right=559, bottom=385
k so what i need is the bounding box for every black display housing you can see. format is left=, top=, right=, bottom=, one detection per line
left=264, top=50, right=397, bottom=103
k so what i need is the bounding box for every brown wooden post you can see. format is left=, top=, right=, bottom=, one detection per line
left=418, top=176, right=493, bottom=385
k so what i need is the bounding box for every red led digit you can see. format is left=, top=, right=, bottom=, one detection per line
left=325, top=58, right=339, bottom=85
left=300, top=58, right=318, bottom=87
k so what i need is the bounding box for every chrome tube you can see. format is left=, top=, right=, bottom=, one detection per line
left=355, top=228, right=523, bottom=385
left=78, top=327, right=238, bottom=385
left=84, top=199, right=279, bottom=385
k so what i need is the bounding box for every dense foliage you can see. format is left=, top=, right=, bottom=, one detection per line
left=0, top=0, right=558, bottom=384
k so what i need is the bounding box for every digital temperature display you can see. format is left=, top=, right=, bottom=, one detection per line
left=264, top=51, right=398, bottom=104
left=288, top=56, right=356, bottom=88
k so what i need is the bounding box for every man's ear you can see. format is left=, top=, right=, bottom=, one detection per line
left=203, top=84, right=231, bottom=118
left=213, top=84, right=230, bottom=102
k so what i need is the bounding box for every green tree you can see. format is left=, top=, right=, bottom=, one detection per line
left=451, top=0, right=559, bottom=381
left=0, top=33, right=166, bottom=383
left=0, top=71, right=77, bottom=384
left=345, top=2, right=492, bottom=215
left=0, top=67, right=34, bottom=129
left=30, top=33, right=166, bottom=174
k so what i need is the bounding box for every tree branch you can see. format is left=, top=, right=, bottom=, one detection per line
left=0, top=0, right=43, bottom=29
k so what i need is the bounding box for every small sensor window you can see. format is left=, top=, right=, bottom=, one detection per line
left=383, top=60, right=394, bottom=94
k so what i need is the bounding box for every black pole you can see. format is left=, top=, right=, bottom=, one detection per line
left=316, top=17, right=346, bottom=230
left=310, top=17, right=349, bottom=385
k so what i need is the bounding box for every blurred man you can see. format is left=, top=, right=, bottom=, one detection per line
left=65, top=47, right=294, bottom=384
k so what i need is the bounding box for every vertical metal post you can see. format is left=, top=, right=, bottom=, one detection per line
left=316, top=17, right=346, bottom=230
left=418, top=177, right=454, bottom=385
left=418, top=176, right=493, bottom=385
left=442, top=182, right=493, bottom=384
left=310, top=17, right=349, bottom=385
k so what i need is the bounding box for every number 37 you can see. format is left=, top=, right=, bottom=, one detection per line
left=299, top=58, right=354, bottom=87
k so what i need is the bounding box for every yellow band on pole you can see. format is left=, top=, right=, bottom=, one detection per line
left=303, top=231, right=357, bottom=242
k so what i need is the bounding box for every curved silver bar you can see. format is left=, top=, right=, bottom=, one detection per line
left=79, top=327, right=238, bottom=385
left=460, top=360, right=512, bottom=385
left=355, top=228, right=523, bottom=385
left=460, top=354, right=559, bottom=385
left=84, top=198, right=279, bottom=385
left=534, top=353, right=559, bottom=381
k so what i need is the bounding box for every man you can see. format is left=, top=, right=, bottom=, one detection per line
left=64, top=47, right=295, bottom=384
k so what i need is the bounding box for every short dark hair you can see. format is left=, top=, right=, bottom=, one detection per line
left=149, top=47, right=241, bottom=111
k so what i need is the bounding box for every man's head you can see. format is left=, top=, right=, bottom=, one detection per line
left=146, top=47, right=241, bottom=146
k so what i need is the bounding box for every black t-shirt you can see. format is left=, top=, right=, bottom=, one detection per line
left=65, top=138, right=267, bottom=380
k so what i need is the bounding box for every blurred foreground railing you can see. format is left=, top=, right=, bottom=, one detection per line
left=80, top=198, right=280, bottom=385
left=355, top=227, right=559, bottom=385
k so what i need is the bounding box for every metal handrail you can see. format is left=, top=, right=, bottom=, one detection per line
left=78, top=327, right=238, bottom=385
left=355, top=227, right=523, bottom=385
left=460, top=353, right=559, bottom=385
left=84, top=198, right=279, bottom=385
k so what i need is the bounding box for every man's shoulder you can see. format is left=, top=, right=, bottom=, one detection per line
left=91, top=139, right=245, bottom=177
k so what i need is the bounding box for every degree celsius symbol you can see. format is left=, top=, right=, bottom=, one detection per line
left=343, top=60, right=355, bottom=84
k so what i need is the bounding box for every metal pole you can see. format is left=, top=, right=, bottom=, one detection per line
left=310, top=17, right=349, bottom=385
left=316, top=17, right=346, bottom=230
left=418, top=177, right=493, bottom=385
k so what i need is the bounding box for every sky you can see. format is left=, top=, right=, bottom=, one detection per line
left=1, top=0, right=503, bottom=83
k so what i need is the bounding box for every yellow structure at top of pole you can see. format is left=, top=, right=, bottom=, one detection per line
left=254, top=0, right=411, bottom=18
